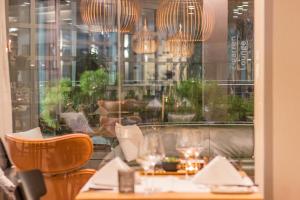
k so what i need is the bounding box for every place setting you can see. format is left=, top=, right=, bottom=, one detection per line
left=81, top=132, right=257, bottom=196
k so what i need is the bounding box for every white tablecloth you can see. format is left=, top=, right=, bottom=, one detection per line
left=82, top=175, right=209, bottom=193
left=135, top=176, right=210, bottom=193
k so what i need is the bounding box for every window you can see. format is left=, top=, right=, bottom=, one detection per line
left=7, top=0, right=255, bottom=174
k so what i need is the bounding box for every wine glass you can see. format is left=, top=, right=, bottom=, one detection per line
left=176, top=132, right=193, bottom=176
left=190, top=131, right=205, bottom=171
left=176, top=131, right=204, bottom=176
left=137, top=133, right=165, bottom=192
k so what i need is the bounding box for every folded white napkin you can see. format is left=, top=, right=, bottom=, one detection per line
left=98, top=145, right=125, bottom=169
left=91, top=157, right=130, bottom=187
left=192, top=156, right=251, bottom=186
left=115, top=123, right=144, bottom=162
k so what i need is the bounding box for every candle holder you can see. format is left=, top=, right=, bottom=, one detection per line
left=118, top=169, right=135, bottom=193
left=178, top=159, right=205, bottom=173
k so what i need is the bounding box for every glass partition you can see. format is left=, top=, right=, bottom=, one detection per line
left=6, top=0, right=254, bottom=176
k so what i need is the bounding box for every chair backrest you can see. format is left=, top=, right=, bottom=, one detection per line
left=0, top=138, right=12, bottom=170
left=16, top=169, right=47, bottom=200
left=98, top=100, right=128, bottom=114
left=60, top=112, right=94, bottom=133
left=5, top=134, right=93, bottom=174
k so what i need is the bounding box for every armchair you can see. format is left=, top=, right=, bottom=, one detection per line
left=5, top=133, right=96, bottom=200
left=98, top=100, right=143, bottom=137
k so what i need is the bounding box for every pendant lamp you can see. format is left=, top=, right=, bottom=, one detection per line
left=157, top=0, right=215, bottom=41
left=132, top=20, right=159, bottom=54
left=166, top=25, right=195, bottom=58
left=80, top=0, right=140, bottom=33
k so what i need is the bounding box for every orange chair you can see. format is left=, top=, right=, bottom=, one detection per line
left=5, top=134, right=96, bottom=200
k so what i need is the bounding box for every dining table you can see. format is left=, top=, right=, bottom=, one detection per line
left=76, top=174, right=263, bottom=200
left=76, top=190, right=263, bottom=200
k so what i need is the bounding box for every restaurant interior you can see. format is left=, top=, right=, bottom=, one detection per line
left=0, top=0, right=299, bottom=200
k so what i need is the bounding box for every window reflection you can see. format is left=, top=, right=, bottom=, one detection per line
left=7, top=0, right=254, bottom=178
left=7, top=0, right=254, bottom=130
left=8, top=27, right=32, bottom=131
left=8, top=0, right=30, bottom=23
left=6, top=0, right=255, bottom=179
left=36, top=0, right=56, bottom=24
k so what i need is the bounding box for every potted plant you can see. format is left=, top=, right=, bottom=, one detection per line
left=40, top=69, right=109, bottom=134
left=165, top=79, right=203, bottom=122
left=167, top=100, right=196, bottom=122
left=227, top=95, right=254, bottom=122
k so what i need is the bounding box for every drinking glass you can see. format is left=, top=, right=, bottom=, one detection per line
left=176, top=131, right=204, bottom=176
left=137, top=133, right=165, bottom=192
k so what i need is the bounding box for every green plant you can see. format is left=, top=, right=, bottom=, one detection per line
left=78, top=69, right=109, bottom=115
left=165, top=79, right=255, bottom=122
left=175, top=79, right=203, bottom=120
left=227, top=95, right=254, bottom=121
left=203, top=83, right=254, bottom=122
left=41, top=69, right=109, bottom=130
left=175, top=104, right=194, bottom=114
left=80, top=68, right=109, bottom=98
left=245, top=95, right=254, bottom=117
left=125, top=90, right=137, bottom=99
left=40, top=79, right=72, bottom=129
left=203, top=82, right=228, bottom=121
left=164, top=79, right=203, bottom=121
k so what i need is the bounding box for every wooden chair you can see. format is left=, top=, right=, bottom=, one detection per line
left=5, top=134, right=96, bottom=200
left=98, top=100, right=142, bottom=136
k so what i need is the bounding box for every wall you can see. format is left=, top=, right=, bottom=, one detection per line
left=265, top=0, right=300, bottom=200
left=0, top=0, right=12, bottom=136
left=254, top=0, right=265, bottom=192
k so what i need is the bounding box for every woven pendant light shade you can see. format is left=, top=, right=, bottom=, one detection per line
left=157, top=0, right=215, bottom=42
left=166, top=26, right=195, bottom=58
left=80, top=0, right=140, bottom=33
left=132, top=20, right=159, bottom=54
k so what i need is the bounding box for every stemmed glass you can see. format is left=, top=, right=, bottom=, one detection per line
left=176, top=131, right=204, bottom=177
left=137, top=133, right=165, bottom=192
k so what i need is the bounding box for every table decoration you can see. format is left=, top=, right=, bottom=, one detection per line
left=161, top=157, right=180, bottom=172
left=178, top=158, right=205, bottom=173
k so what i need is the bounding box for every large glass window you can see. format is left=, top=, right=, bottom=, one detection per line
left=7, top=0, right=254, bottom=175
